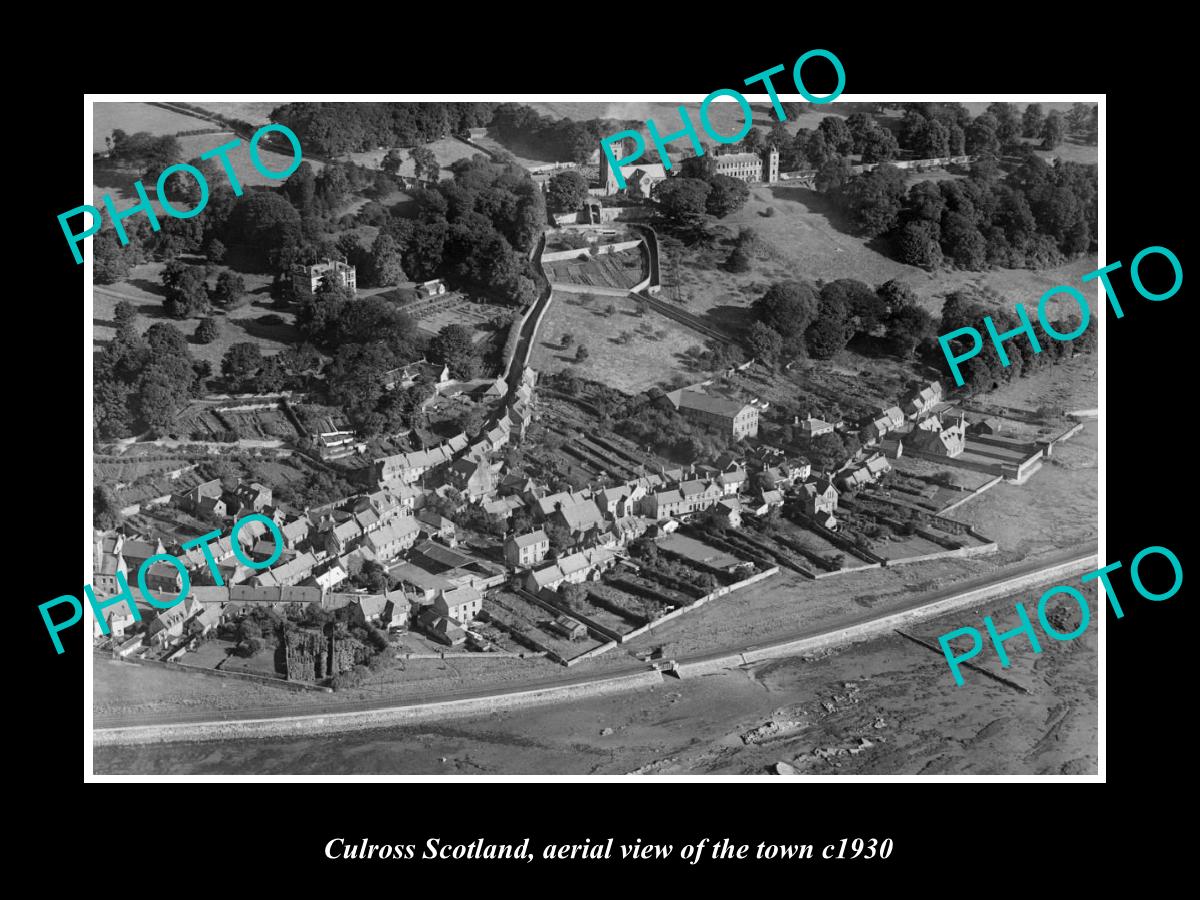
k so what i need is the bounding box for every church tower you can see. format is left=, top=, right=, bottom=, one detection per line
left=765, top=147, right=780, bottom=184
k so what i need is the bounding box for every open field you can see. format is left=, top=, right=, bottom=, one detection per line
left=681, top=184, right=1100, bottom=327
left=529, top=291, right=705, bottom=392
left=470, top=130, right=558, bottom=170
left=93, top=130, right=318, bottom=209
left=333, top=136, right=481, bottom=177
left=93, top=261, right=299, bottom=368
left=93, top=102, right=211, bottom=147
left=952, top=420, right=1096, bottom=563
left=979, top=351, right=1098, bottom=412
left=200, top=101, right=278, bottom=126
left=93, top=102, right=317, bottom=207
left=482, top=102, right=847, bottom=170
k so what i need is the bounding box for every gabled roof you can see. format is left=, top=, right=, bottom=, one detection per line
left=441, top=585, right=481, bottom=608
left=281, top=519, right=310, bottom=543
left=353, top=593, right=390, bottom=620
left=510, top=530, right=549, bottom=549
left=331, top=519, right=362, bottom=542
left=674, top=390, right=753, bottom=418
left=389, top=563, right=455, bottom=594
left=365, top=517, right=420, bottom=549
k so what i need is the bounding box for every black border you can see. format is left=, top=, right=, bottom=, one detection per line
left=23, top=26, right=1189, bottom=880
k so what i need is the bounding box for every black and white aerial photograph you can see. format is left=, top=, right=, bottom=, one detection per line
left=87, top=97, right=1099, bottom=776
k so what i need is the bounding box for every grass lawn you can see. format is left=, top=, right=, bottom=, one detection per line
left=93, top=102, right=208, bottom=148
left=93, top=130, right=321, bottom=209
left=201, top=101, right=279, bottom=125
left=334, top=136, right=480, bottom=178
left=220, top=647, right=284, bottom=678
left=179, top=639, right=235, bottom=669
left=93, top=261, right=300, bottom=369
left=699, top=182, right=1100, bottom=323
left=484, top=102, right=847, bottom=171
left=530, top=290, right=706, bottom=392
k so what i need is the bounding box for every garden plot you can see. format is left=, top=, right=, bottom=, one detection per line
left=544, top=249, right=645, bottom=291
left=487, top=591, right=603, bottom=659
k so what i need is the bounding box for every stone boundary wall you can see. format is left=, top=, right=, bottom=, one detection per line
left=94, top=669, right=665, bottom=745
left=103, top=655, right=332, bottom=693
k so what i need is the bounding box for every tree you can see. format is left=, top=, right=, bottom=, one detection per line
left=794, top=129, right=831, bottom=169
left=1067, top=103, right=1093, bottom=139
left=746, top=321, right=784, bottom=367
left=818, top=116, right=854, bottom=155
left=94, top=233, right=131, bottom=284
left=356, top=560, right=390, bottom=594
left=896, top=219, right=943, bottom=269
left=905, top=180, right=947, bottom=223
left=1041, top=110, right=1065, bottom=149
left=860, top=125, right=899, bottom=163
left=876, top=279, right=920, bottom=315
left=227, top=191, right=302, bottom=269
left=986, top=103, right=1020, bottom=143
left=381, top=149, right=404, bottom=176
left=212, top=270, right=247, bottom=309
left=194, top=317, right=219, bottom=344
left=410, top=146, right=439, bottom=182
left=808, top=432, right=849, bottom=471
left=222, top=342, right=263, bottom=392
left=136, top=377, right=184, bottom=430
left=805, top=288, right=853, bottom=359
left=841, top=163, right=906, bottom=237
left=205, top=237, right=227, bottom=264
left=653, top=177, right=711, bottom=232
left=940, top=212, right=988, bottom=269
left=368, top=231, right=406, bottom=287
left=163, top=265, right=210, bottom=319
left=814, top=156, right=851, bottom=193
left=1022, top=103, right=1045, bottom=139
left=886, top=303, right=934, bottom=357
left=429, top=323, right=479, bottom=379
left=145, top=322, right=189, bottom=358
left=754, top=280, right=819, bottom=346
left=559, top=582, right=589, bottom=612
left=966, top=114, right=1001, bottom=156
left=820, top=279, right=886, bottom=335
left=705, top=174, right=750, bottom=218
left=545, top=170, right=589, bottom=212
left=94, top=486, right=124, bottom=531
left=113, top=301, right=140, bottom=345
left=545, top=520, right=573, bottom=554
left=725, top=245, right=752, bottom=273
left=561, top=333, right=574, bottom=348
left=575, top=344, right=589, bottom=362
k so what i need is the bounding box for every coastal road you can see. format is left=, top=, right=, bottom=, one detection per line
left=94, top=548, right=1096, bottom=732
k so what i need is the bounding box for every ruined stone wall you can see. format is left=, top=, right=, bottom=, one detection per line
left=284, top=630, right=373, bottom=682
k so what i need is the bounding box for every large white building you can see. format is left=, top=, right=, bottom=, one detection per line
left=292, top=259, right=357, bottom=302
